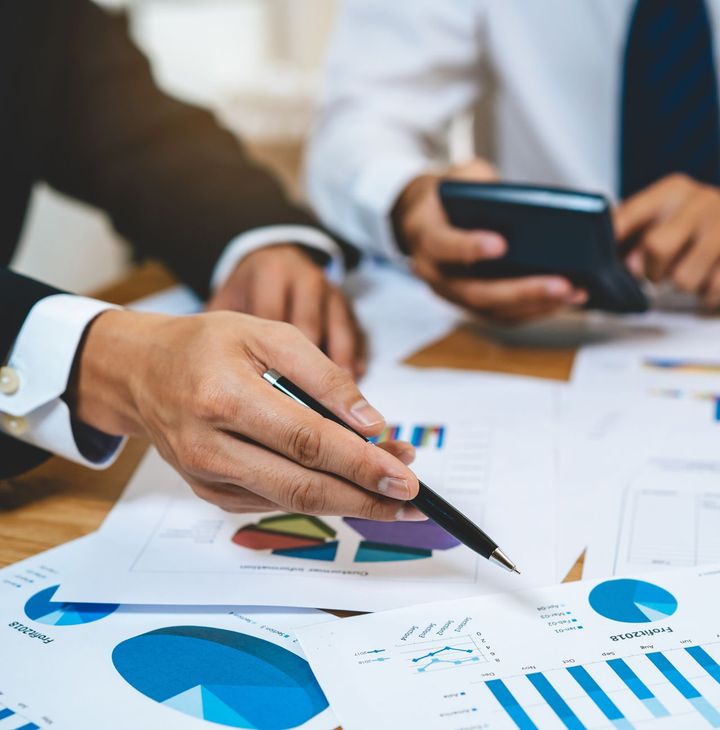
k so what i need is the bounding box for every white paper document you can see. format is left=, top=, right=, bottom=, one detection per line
left=554, top=389, right=713, bottom=580
left=298, top=564, right=720, bottom=730
left=584, top=456, right=720, bottom=580
left=0, top=537, right=337, bottom=730
left=57, top=376, right=558, bottom=609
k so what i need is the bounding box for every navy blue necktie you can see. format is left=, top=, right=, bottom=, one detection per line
left=620, top=0, right=720, bottom=198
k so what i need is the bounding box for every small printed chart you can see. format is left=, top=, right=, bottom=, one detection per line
left=403, top=637, right=488, bottom=674
left=588, top=578, right=678, bottom=623
left=232, top=514, right=460, bottom=564
left=24, top=585, right=118, bottom=626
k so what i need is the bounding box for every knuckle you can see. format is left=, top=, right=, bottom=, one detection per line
left=177, top=436, right=216, bottom=478
left=304, top=265, right=325, bottom=286
left=285, top=422, right=323, bottom=466
left=362, top=496, right=393, bottom=522
left=344, top=441, right=374, bottom=486
left=465, top=287, right=491, bottom=310
left=666, top=172, right=691, bottom=189
left=643, top=232, right=671, bottom=256
left=283, top=475, right=328, bottom=514
left=317, top=365, right=353, bottom=400
left=189, top=481, right=223, bottom=506
left=671, top=267, right=696, bottom=292
left=193, top=377, right=226, bottom=422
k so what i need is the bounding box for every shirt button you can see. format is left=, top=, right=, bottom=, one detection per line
left=1, top=414, right=28, bottom=436
left=0, top=367, right=20, bottom=395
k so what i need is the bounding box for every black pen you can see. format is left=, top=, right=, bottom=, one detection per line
left=262, top=369, right=520, bottom=574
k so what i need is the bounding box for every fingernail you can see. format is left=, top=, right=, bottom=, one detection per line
left=395, top=505, right=429, bottom=521
left=378, top=476, right=410, bottom=499
left=567, top=290, right=588, bottom=305
left=473, top=232, right=505, bottom=257
left=350, top=399, right=384, bottom=427
left=545, top=279, right=571, bottom=296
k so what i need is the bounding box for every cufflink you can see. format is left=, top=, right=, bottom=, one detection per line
left=1, top=413, right=28, bottom=436
left=0, top=367, right=19, bottom=396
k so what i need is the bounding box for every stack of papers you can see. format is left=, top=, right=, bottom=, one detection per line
left=4, top=262, right=720, bottom=728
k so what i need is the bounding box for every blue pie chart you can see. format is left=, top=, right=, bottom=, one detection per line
left=588, top=578, right=678, bottom=623
left=24, top=585, right=118, bottom=626
left=112, top=625, right=329, bottom=729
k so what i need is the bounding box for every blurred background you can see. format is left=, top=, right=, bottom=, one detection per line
left=11, top=0, right=338, bottom=293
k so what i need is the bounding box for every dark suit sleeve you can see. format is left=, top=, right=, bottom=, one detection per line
left=0, top=269, right=61, bottom=478
left=34, top=0, right=355, bottom=298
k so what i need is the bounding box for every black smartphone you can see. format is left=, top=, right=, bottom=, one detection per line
left=439, top=180, right=648, bottom=313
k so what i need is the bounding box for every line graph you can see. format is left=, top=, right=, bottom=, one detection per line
left=403, top=637, right=488, bottom=674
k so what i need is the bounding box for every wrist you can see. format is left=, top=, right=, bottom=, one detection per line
left=66, top=309, right=169, bottom=436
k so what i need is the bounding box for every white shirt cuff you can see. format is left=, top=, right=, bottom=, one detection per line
left=210, top=225, right=345, bottom=292
left=0, top=294, right=126, bottom=469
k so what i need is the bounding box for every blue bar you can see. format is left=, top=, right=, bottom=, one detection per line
left=0, top=708, right=14, bottom=720
left=715, top=397, right=720, bottom=422
left=14, top=724, right=40, bottom=730
left=567, top=666, right=628, bottom=724
left=647, top=652, right=720, bottom=727
left=642, top=697, right=672, bottom=718
left=526, top=672, right=586, bottom=730
left=687, top=646, right=720, bottom=685
left=647, top=652, right=701, bottom=699
left=486, top=679, right=538, bottom=730
left=689, top=698, right=720, bottom=728
left=606, top=658, right=666, bottom=715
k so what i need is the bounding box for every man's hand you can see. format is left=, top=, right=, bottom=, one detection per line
left=208, top=244, right=364, bottom=375
left=68, top=310, right=422, bottom=520
left=393, top=160, right=587, bottom=324
left=615, top=174, right=720, bottom=309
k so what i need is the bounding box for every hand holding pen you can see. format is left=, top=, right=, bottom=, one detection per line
left=263, top=369, right=519, bottom=574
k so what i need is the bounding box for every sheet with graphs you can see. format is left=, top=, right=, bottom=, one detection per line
left=55, top=371, right=559, bottom=610
left=571, top=310, right=720, bottom=425
left=297, top=563, right=720, bottom=730
left=0, top=537, right=337, bottom=730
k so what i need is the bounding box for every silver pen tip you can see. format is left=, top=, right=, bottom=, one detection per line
left=488, top=547, right=519, bottom=574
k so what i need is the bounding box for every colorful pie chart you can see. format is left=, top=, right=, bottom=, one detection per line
left=113, top=625, right=329, bottom=729
left=24, top=585, right=118, bottom=626
left=588, top=578, right=678, bottom=623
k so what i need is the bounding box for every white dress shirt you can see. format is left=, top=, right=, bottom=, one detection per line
left=305, top=0, right=720, bottom=261
left=0, top=226, right=340, bottom=468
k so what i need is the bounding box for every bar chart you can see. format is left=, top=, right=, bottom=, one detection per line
left=297, top=562, right=720, bottom=730
left=484, top=643, right=720, bottom=729
left=643, top=357, right=720, bottom=375
left=0, top=703, right=42, bottom=730
left=370, top=423, right=447, bottom=449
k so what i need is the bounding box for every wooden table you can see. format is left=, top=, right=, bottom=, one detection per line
left=0, top=262, right=582, bottom=579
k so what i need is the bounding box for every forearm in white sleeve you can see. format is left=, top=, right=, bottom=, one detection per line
left=305, top=0, right=487, bottom=262
left=0, top=295, right=125, bottom=468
